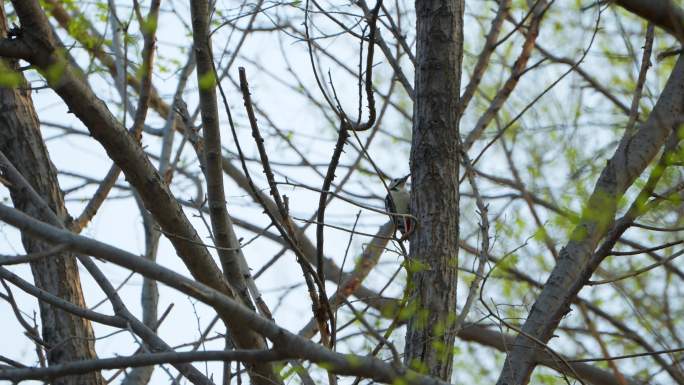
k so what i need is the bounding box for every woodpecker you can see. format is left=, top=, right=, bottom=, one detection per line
left=384, top=174, right=412, bottom=240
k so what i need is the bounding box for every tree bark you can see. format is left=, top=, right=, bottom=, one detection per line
left=189, top=0, right=255, bottom=310
left=405, top=0, right=463, bottom=380
left=0, top=5, right=104, bottom=385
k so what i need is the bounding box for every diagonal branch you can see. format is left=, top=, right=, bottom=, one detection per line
left=0, top=350, right=284, bottom=383
left=0, top=202, right=454, bottom=385
left=464, top=0, right=549, bottom=150
left=495, top=54, right=684, bottom=385
left=615, top=0, right=684, bottom=42
left=0, top=38, right=31, bottom=59
left=4, top=2, right=276, bottom=383
left=0, top=149, right=217, bottom=385
left=236, top=67, right=333, bottom=351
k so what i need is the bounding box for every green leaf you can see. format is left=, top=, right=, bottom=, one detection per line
left=198, top=71, right=216, bottom=90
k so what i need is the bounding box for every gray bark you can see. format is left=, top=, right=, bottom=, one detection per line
left=405, top=0, right=463, bottom=380
left=189, top=0, right=256, bottom=310
left=0, top=4, right=104, bottom=385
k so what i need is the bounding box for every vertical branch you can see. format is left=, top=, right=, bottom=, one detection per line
left=130, top=0, right=161, bottom=140
left=189, top=0, right=256, bottom=311
left=189, top=4, right=283, bottom=384
left=159, top=51, right=196, bottom=181
left=122, top=194, right=160, bottom=385
left=313, top=120, right=347, bottom=350
left=405, top=0, right=464, bottom=380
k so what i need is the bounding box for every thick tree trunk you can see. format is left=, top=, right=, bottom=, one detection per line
left=0, top=5, right=104, bottom=385
left=405, top=0, right=463, bottom=380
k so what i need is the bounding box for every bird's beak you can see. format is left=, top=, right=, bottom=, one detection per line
left=400, top=174, right=410, bottom=183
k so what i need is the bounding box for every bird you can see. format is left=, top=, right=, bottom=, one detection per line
left=384, top=174, right=412, bottom=240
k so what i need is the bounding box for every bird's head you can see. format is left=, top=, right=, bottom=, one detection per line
left=388, top=174, right=410, bottom=191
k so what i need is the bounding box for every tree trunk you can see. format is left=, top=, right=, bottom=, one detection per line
left=405, top=0, right=463, bottom=380
left=0, top=5, right=104, bottom=385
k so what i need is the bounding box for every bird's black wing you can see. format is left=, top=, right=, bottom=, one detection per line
left=385, top=194, right=396, bottom=222
left=385, top=194, right=402, bottom=235
left=385, top=194, right=397, bottom=214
